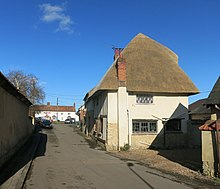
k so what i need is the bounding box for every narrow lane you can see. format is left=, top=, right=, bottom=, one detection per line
left=24, top=124, right=192, bottom=189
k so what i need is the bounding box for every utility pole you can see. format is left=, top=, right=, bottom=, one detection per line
left=57, top=97, right=59, bottom=121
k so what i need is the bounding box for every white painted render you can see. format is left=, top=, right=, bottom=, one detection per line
left=35, top=111, right=78, bottom=121
left=127, top=95, right=189, bottom=134
left=86, top=89, right=189, bottom=149
left=106, top=91, right=189, bottom=148
left=107, top=93, right=118, bottom=123
left=117, top=87, right=128, bottom=147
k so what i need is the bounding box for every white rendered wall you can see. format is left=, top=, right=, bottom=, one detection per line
left=117, top=87, right=128, bottom=147
left=107, top=93, right=118, bottom=123
left=35, top=111, right=78, bottom=121
left=127, top=95, right=189, bottom=135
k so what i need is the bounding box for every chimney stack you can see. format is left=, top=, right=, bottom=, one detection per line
left=47, top=102, right=50, bottom=106
left=113, top=47, right=123, bottom=60
left=117, top=56, right=126, bottom=86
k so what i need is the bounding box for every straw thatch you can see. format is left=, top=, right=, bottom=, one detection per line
left=205, top=76, right=220, bottom=105
left=87, top=33, right=199, bottom=100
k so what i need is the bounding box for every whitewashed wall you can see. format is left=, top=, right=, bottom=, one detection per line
left=35, top=111, right=78, bottom=121
left=127, top=95, right=189, bottom=134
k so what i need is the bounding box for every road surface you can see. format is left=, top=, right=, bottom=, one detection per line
left=24, top=124, right=192, bottom=189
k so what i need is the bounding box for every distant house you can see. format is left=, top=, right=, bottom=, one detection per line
left=204, top=76, right=220, bottom=119
left=189, top=98, right=211, bottom=121
left=84, top=33, right=199, bottom=151
left=30, top=102, right=78, bottom=122
left=0, top=72, right=33, bottom=167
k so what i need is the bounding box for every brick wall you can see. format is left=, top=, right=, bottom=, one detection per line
left=117, top=57, right=126, bottom=83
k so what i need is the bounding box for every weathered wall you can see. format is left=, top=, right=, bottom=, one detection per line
left=131, top=132, right=188, bottom=149
left=88, top=91, right=190, bottom=150
left=201, top=131, right=218, bottom=177
left=106, top=92, right=118, bottom=150
left=117, top=87, right=128, bottom=147
left=128, top=95, right=189, bottom=134
left=106, top=123, right=118, bottom=151
left=0, top=87, right=33, bottom=168
left=187, top=120, right=204, bottom=148
left=131, top=134, right=159, bottom=149
left=127, top=95, right=189, bottom=148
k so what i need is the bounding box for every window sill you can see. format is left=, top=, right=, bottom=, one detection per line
left=132, top=133, right=157, bottom=135
left=135, top=103, right=155, bottom=105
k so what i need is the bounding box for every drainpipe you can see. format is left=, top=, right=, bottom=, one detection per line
left=127, top=109, right=131, bottom=146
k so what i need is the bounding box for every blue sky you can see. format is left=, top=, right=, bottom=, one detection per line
left=0, top=0, right=219, bottom=108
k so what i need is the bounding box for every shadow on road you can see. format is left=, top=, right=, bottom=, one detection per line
left=0, top=126, right=47, bottom=186
left=127, top=162, right=155, bottom=189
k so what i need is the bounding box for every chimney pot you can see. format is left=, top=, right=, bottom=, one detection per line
left=113, top=47, right=124, bottom=60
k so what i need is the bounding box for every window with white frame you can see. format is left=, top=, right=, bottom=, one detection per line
left=136, top=94, right=153, bottom=104
left=132, top=120, right=157, bottom=133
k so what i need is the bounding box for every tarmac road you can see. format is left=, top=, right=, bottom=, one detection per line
left=24, top=124, right=192, bottom=189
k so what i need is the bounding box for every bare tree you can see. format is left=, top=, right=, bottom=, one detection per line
left=7, top=70, right=45, bottom=104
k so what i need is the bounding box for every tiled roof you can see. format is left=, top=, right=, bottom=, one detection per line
left=31, top=105, right=76, bottom=112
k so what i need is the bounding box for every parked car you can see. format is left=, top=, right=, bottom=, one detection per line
left=42, top=119, right=53, bottom=129
left=65, top=119, right=71, bottom=124
left=71, top=118, right=75, bottom=124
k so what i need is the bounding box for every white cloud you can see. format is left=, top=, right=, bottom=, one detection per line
left=39, top=3, right=73, bottom=34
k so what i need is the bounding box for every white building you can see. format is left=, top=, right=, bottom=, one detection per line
left=84, top=33, right=199, bottom=151
left=31, top=102, right=78, bottom=122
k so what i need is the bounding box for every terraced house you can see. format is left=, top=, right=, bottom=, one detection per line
left=84, top=33, right=199, bottom=151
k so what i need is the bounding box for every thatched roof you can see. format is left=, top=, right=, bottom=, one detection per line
left=205, top=76, right=220, bottom=105
left=87, top=33, right=199, bottom=100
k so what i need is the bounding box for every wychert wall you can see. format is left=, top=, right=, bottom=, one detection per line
left=0, top=87, right=34, bottom=168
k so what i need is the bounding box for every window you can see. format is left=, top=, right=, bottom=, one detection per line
left=136, top=94, right=153, bottom=104
left=165, top=119, right=181, bottom=132
left=132, top=120, right=157, bottom=133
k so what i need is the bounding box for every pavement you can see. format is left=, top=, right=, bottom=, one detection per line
left=0, top=127, right=42, bottom=189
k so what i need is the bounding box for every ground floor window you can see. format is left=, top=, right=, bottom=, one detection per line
left=165, top=119, right=181, bottom=132
left=132, top=120, right=157, bottom=133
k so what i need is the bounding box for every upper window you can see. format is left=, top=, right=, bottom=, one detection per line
left=136, top=94, right=153, bottom=104
left=165, top=119, right=181, bottom=132
left=132, top=120, right=157, bottom=134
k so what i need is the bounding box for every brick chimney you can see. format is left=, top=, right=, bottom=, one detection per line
left=113, top=47, right=123, bottom=60
left=117, top=56, right=126, bottom=87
